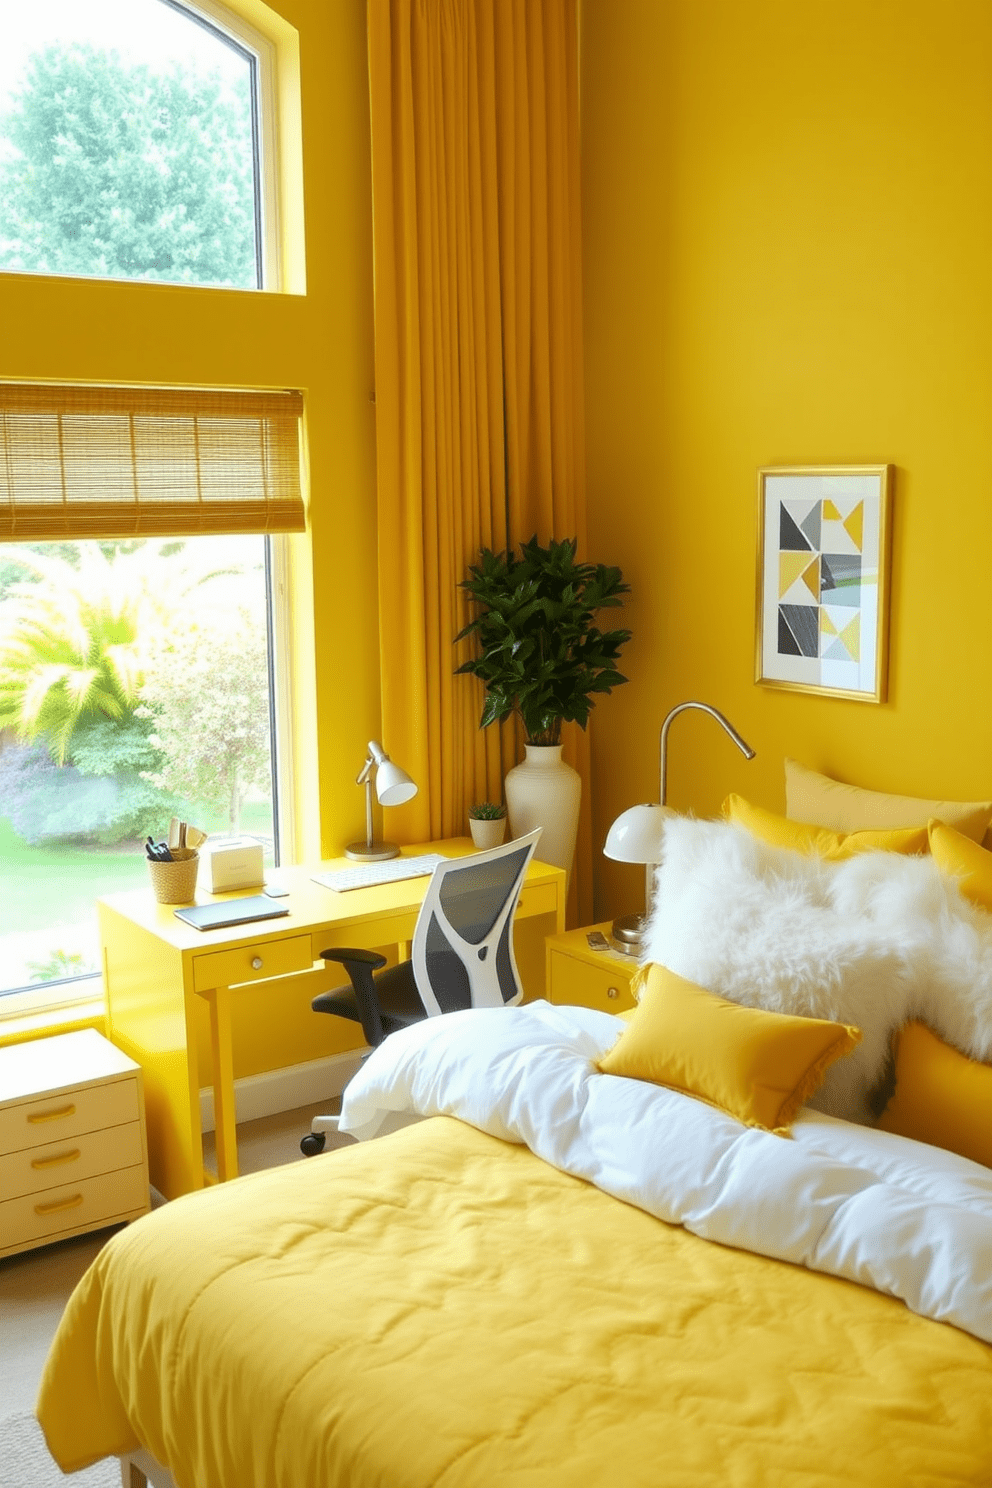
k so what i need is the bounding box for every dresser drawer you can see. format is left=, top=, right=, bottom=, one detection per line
left=0, top=1121, right=145, bottom=1202
left=0, top=1077, right=140, bottom=1156
left=192, top=934, right=314, bottom=992
left=548, top=955, right=637, bottom=1014
left=0, top=1163, right=148, bottom=1255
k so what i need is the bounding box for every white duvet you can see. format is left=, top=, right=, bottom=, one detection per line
left=340, top=1000, right=992, bottom=1344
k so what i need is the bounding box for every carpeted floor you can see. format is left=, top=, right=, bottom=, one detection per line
left=0, top=1411, right=119, bottom=1488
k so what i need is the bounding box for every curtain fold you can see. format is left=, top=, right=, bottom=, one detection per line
left=369, top=0, right=591, bottom=924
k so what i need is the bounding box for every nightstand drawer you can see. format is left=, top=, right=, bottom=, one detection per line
left=192, top=934, right=314, bottom=991
left=549, top=956, right=637, bottom=1014
left=0, top=1077, right=140, bottom=1156
left=0, top=1163, right=148, bottom=1255
left=0, top=1121, right=145, bottom=1202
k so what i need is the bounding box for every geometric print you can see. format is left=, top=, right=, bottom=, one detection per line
left=777, top=496, right=865, bottom=662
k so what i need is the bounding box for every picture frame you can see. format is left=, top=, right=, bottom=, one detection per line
left=755, top=465, right=893, bottom=703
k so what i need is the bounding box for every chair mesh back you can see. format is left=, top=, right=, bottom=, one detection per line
left=436, top=845, right=531, bottom=942
left=424, top=914, right=473, bottom=1013
left=412, top=832, right=541, bottom=1018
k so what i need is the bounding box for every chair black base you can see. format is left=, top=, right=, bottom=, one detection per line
left=300, top=1132, right=326, bottom=1157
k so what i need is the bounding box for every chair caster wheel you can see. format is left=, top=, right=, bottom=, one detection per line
left=300, top=1132, right=326, bottom=1157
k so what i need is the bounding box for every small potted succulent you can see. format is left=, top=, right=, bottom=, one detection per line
left=468, top=800, right=507, bottom=850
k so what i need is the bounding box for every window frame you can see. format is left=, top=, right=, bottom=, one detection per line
left=166, top=0, right=283, bottom=293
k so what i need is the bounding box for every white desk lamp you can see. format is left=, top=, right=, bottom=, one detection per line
left=603, top=701, right=756, bottom=955
left=345, top=740, right=418, bottom=861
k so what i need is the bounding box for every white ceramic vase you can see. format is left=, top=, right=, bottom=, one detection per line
left=504, top=744, right=581, bottom=883
left=469, top=816, right=507, bottom=850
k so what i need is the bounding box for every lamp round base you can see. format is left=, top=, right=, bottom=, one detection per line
left=344, top=842, right=400, bottom=862
left=610, top=912, right=645, bottom=958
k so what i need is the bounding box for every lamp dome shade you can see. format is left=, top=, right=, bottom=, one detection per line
left=603, top=803, right=669, bottom=864
left=375, top=759, right=418, bottom=806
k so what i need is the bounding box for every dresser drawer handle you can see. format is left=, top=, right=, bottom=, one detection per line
left=34, top=1193, right=84, bottom=1216
left=251, top=956, right=263, bottom=970
left=607, top=987, right=619, bottom=999
left=31, top=1149, right=81, bottom=1171
left=27, top=1103, right=76, bottom=1124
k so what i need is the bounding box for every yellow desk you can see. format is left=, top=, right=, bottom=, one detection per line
left=98, top=839, right=565, bottom=1199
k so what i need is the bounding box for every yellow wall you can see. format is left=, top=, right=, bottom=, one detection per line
left=0, top=0, right=380, bottom=1071
left=581, top=0, right=992, bottom=920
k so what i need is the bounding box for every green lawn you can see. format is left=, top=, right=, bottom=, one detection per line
left=0, top=803, right=275, bottom=933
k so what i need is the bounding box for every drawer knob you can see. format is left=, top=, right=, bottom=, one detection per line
left=27, top=1103, right=76, bottom=1125
left=31, top=1149, right=81, bottom=1171
left=607, top=987, right=619, bottom=999
left=251, top=956, right=264, bottom=970
left=34, top=1193, right=84, bottom=1216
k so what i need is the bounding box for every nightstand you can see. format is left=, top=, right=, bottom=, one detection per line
left=545, top=922, right=639, bottom=1014
left=0, top=1029, right=150, bottom=1259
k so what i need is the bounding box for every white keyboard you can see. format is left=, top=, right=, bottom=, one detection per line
left=313, top=853, right=445, bottom=893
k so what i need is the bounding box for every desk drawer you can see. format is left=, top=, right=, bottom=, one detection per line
left=0, top=1121, right=145, bottom=1202
left=517, top=881, right=562, bottom=919
left=0, top=1163, right=148, bottom=1254
left=192, top=934, right=314, bottom=992
left=0, top=1078, right=140, bottom=1156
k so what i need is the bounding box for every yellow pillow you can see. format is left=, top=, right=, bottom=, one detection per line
left=878, top=1021, right=992, bottom=1170
left=784, top=758, right=992, bottom=843
left=597, top=962, right=861, bottom=1135
left=929, top=819, right=992, bottom=913
left=724, top=794, right=929, bottom=860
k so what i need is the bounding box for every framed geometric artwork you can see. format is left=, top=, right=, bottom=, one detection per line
left=755, top=465, right=893, bottom=703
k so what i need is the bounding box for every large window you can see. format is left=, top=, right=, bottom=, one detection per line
left=0, top=380, right=306, bottom=1009
left=0, top=0, right=270, bottom=289
left=0, top=535, right=285, bottom=1002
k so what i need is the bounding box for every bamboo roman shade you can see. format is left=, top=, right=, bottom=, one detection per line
left=0, top=384, right=306, bottom=541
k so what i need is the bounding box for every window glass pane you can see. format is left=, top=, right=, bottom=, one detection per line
left=0, top=1, right=259, bottom=288
left=0, top=536, right=277, bottom=998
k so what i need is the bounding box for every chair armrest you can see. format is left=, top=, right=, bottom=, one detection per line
left=319, top=946, right=388, bottom=970
left=317, top=946, right=388, bottom=1046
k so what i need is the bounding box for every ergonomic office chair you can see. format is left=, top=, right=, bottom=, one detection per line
left=300, top=828, right=542, bottom=1155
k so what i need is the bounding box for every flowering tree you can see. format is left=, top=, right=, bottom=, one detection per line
left=138, top=610, right=272, bottom=834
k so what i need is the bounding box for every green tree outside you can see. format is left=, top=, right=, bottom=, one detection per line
left=0, top=43, right=256, bottom=286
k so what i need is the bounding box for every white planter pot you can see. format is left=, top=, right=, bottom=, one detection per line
left=504, top=744, right=581, bottom=883
left=469, top=816, right=507, bottom=850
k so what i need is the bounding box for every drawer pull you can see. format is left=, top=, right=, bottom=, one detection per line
left=34, top=1193, right=84, bottom=1216
left=251, top=956, right=263, bottom=970
left=31, top=1149, right=82, bottom=1171
left=27, top=1103, right=76, bottom=1124
left=607, top=987, right=619, bottom=999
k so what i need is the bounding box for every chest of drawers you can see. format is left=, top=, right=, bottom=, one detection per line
left=0, top=1029, right=150, bottom=1258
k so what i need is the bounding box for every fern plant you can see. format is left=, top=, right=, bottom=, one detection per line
left=455, top=536, right=632, bottom=747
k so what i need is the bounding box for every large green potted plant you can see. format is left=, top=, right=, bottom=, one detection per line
left=455, top=536, right=632, bottom=875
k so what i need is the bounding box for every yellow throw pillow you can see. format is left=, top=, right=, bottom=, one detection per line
left=784, top=758, right=992, bottom=843
left=724, top=794, right=929, bottom=860
left=878, top=1021, right=992, bottom=1169
left=929, top=819, right=992, bottom=913
left=597, top=962, right=861, bottom=1134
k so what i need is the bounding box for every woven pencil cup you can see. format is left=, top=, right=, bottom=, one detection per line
left=148, top=848, right=199, bottom=905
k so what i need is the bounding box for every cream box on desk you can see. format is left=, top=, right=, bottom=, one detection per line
left=199, top=837, right=265, bottom=893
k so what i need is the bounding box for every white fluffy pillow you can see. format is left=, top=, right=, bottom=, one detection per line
left=640, top=817, right=992, bottom=1126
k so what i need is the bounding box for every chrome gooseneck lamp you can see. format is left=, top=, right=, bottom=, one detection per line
left=345, top=740, right=418, bottom=861
left=603, top=701, right=756, bottom=956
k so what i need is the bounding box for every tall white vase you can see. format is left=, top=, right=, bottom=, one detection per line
left=504, top=744, right=581, bottom=884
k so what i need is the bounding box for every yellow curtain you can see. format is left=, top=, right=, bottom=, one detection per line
left=369, top=0, right=591, bottom=925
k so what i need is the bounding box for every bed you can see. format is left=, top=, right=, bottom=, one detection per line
left=36, top=780, right=992, bottom=1488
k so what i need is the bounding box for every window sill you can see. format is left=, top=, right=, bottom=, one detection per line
left=0, top=996, right=106, bottom=1049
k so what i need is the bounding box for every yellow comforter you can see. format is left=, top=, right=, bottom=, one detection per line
left=38, top=1118, right=992, bottom=1487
